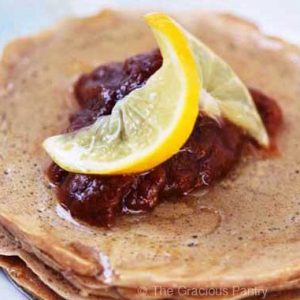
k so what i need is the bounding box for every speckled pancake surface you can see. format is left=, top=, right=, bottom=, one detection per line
left=1, top=9, right=300, bottom=296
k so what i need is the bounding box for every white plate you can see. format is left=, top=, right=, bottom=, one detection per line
left=0, top=271, right=28, bottom=299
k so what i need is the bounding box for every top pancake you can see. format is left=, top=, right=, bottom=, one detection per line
left=1, top=10, right=300, bottom=290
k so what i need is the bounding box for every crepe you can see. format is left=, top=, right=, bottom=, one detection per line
left=1, top=9, right=300, bottom=299
left=1, top=226, right=300, bottom=300
left=0, top=256, right=59, bottom=299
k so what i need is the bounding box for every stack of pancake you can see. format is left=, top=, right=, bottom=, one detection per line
left=1, top=10, right=300, bottom=300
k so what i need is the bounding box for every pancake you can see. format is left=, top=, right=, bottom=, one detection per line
left=1, top=9, right=300, bottom=299
left=1, top=243, right=300, bottom=300
left=0, top=256, right=60, bottom=300
left=0, top=224, right=299, bottom=299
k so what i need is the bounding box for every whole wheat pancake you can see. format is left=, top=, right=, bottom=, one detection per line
left=0, top=217, right=299, bottom=299
left=1, top=9, right=300, bottom=299
left=0, top=256, right=59, bottom=299
left=1, top=240, right=300, bottom=300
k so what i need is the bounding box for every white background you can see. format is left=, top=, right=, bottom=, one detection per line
left=0, top=0, right=299, bottom=298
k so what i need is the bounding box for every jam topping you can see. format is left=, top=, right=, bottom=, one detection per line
left=48, top=50, right=282, bottom=227
left=70, top=50, right=162, bottom=132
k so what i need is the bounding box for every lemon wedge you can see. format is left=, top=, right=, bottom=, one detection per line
left=186, top=32, right=269, bottom=146
left=43, top=13, right=200, bottom=174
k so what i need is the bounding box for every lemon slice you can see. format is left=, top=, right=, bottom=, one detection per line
left=43, top=13, right=200, bottom=174
left=186, top=32, right=269, bottom=146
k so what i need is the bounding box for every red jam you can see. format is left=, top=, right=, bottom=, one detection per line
left=48, top=50, right=282, bottom=227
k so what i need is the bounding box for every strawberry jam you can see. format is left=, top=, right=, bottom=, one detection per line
left=48, top=50, right=282, bottom=227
